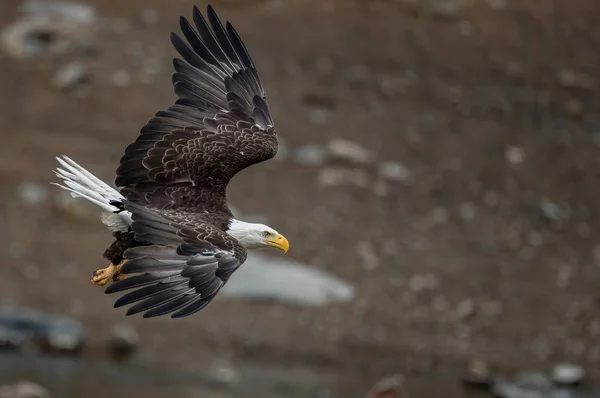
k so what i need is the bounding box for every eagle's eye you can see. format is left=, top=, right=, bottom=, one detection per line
left=263, top=231, right=272, bottom=238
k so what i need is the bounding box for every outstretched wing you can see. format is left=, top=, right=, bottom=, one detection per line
left=116, top=5, right=278, bottom=206
left=105, top=202, right=246, bottom=318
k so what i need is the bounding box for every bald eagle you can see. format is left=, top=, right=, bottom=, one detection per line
left=52, top=5, right=289, bottom=319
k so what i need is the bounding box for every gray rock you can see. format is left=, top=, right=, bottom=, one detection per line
left=431, top=206, right=449, bottom=224
left=366, top=374, right=407, bottom=398
left=140, top=8, right=159, bottom=26
left=221, top=253, right=355, bottom=307
left=378, top=161, right=413, bottom=184
left=540, top=198, right=570, bottom=221
left=0, top=381, right=50, bottom=398
left=417, top=0, right=468, bottom=18
left=318, top=167, right=370, bottom=188
left=0, top=325, right=27, bottom=350
left=492, top=379, right=545, bottom=398
left=51, top=61, right=88, bottom=89
left=481, top=300, right=503, bottom=318
left=552, top=363, right=585, bottom=386
left=487, top=0, right=507, bottom=9
left=21, top=0, right=96, bottom=25
left=17, top=181, right=48, bottom=205
left=315, top=56, right=334, bottom=74
left=327, top=139, right=373, bottom=165
left=458, top=202, right=476, bottom=222
left=1, top=1, right=97, bottom=60
left=461, top=359, right=492, bottom=391
left=557, top=70, right=595, bottom=89
left=110, top=69, right=131, bottom=87
left=505, top=146, right=526, bottom=166
left=293, top=144, right=326, bottom=166
left=0, top=306, right=85, bottom=354
left=207, top=358, right=239, bottom=387
left=108, top=323, right=139, bottom=361
left=456, top=299, right=475, bottom=320
left=308, top=108, right=330, bottom=125
left=515, top=371, right=553, bottom=390
left=408, top=273, right=439, bottom=293
left=356, top=241, right=379, bottom=271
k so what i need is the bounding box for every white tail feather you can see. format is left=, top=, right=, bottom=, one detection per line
left=52, top=155, right=132, bottom=232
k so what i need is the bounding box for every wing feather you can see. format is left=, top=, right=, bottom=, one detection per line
left=104, top=201, right=246, bottom=318
left=115, top=5, right=278, bottom=207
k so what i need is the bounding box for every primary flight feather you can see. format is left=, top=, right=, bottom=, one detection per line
left=52, top=4, right=289, bottom=319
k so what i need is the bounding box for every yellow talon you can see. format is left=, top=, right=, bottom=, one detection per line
left=90, top=260, right=128, bottom=286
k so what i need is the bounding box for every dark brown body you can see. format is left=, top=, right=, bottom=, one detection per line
left=102, top=231, right=138, bottom=265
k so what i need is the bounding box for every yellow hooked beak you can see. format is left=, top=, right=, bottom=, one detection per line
left=266, top=234, right=289, bottom=253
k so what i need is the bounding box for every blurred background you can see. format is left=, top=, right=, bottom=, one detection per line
left=0, top=0, right=599, bottom=397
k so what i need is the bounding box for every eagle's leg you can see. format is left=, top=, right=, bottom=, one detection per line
left=90, top=260, right=128, bottom=286
left=91, top=231, right=136, bottom=286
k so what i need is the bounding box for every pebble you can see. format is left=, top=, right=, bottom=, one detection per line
left=1, top=1, right=97, bottom=60
left=456, top=299, right=475, bottom=320
left=21, top=1, right=96, bottom=25
left=576, top=222, right=590, bottom=238
left=366, top=374, right=407, bottom=398
left=110, top=69, right=131, bottom=87
left=0, top=381, right=50, bottom=398
left=565, top=99, right=584, bottom=118
left=432, top=295, right=449, bottom=311
left=557, top=69, right=595, bottom=89
left=372, top=180, right=390, bottom=197
left=356, top=241, right=379, bottom=271
left=539, top=199, right=567, bottom=221
left=221, top=253, right=355, bottom=307
left=344, top=64, right=370, bottom=84
left=51, top=61, right=88, bottom=89
left=458, top=202, right=476, bottom=222
left=293, top=144, right=326, bottom=166
left=17, top=181, right=48, bottom=205
left=484, top=190, right=500, bottom=207
left=0, top=325, right=27, bottom=350
left=551, top=363, right=585, bottom=385
left=487, top=0, right=507, bottom=9
left=327, top=139, right=373, bottom=165
left=492, top=379, right=545, bottom=398
left=378, top=161, right=413, bottom=184
left=0, top=306, right=85, bottom=354
left=308, top=108, right=330, bottom=125
left=556, top=264, right=573, bottom=289
left=408, top=273, right=439, bottom=293
left=506, top=62, right=524, bottom=78
left=315, top=55, right=334, bottom=74
left=458, top=20, right=473, bottom=36
left=505, top=146, right=526, bottom=166
left=140, top=8, right=159, bottom=26
left=431, top=206, right=449, bottom=224
left=481, top=300, right=503, bottom=318
left=527, top=231, right=544, bottom=247
left=207, top=358, right=239, bottom=387
left=461, top=358, right=492, bottom=390
left=318, top=167, right=370, bottom=188
left=515, top=371, right=553, bottom=390
left=108, top=323, right=139, bottom=361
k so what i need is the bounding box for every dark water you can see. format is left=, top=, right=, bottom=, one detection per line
left=0, top=353, right=334, bottom=398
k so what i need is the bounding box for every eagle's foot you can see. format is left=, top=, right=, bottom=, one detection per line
left=91, top=260, right=127, bottom=286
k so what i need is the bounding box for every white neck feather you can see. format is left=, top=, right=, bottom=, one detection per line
left=226, top=219, right=271, bottom=249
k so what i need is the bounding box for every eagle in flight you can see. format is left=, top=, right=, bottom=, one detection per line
left=52, top=4, right=289, bottom=319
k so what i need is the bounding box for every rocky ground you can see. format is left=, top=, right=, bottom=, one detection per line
left=1, top=0, right=600, bottom=397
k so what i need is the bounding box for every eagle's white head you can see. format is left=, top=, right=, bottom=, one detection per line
left=226, top=219, right=289, bottom=253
